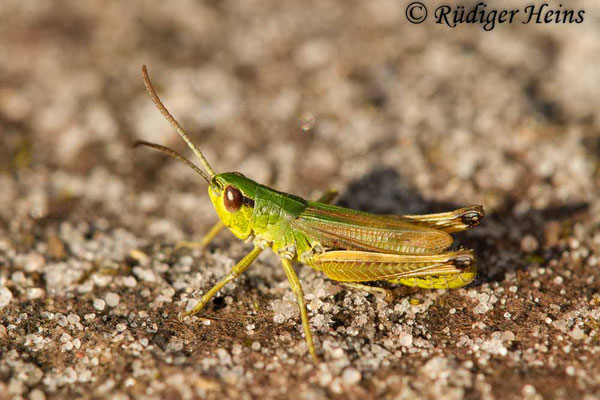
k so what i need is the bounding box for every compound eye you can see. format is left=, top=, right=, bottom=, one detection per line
left=224, top=185, right=243, bottom=212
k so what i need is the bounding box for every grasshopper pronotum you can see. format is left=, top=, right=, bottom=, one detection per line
left=136, top=66, right=484, bottom=362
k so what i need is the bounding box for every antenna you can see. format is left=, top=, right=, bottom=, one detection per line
left=141, top=65, right=216, bottom=178
left=133, top=140, right=212, bottom=185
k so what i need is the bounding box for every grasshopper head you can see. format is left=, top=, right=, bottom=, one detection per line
left=209, top=172, right=258, bottom=240
left=135, top=66, right=257, bottom=240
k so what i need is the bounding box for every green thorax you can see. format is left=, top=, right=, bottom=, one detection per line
left=208, top=172, right=311, bottom=253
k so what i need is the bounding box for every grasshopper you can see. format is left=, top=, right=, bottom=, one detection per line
left=136, top=66, right=484, bottom=362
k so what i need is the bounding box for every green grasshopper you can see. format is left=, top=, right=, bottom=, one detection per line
left=136, top=66, right=484, bottom=362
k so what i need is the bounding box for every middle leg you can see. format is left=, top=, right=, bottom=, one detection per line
left=280, top=256, right=318, bottom=363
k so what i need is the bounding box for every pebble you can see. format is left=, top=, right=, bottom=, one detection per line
left=57, top=315, right=68, bottom=327
left=569, top=327, right=584, bottom=340
left=29, top=389, right=46, bottom=400
left=0, top=287, right=13, bottom=308
left=522, top=384, right=537, bottom=396
left=105, top=292, right=120, bottom=307
left=24, top=253, right=46, bottom=273
left=553, top=276, right=564, bottom=285
left=502, top=331, right=515, bottom=341
left=93, top=299, right=106, bottom=311
left=60, top=333, right=72, bottom=342
left=398, top=332, right=413, bottom=347
left=27, top=288, right=45, bottom=300
left=67, top=313, right=80, bottom=325
left=122, top=276, right=137, bottom=288
left=568, top=238, right=580, bottom=250
left=520, top=235, right=539, bottom=253
left=474, top=303, right=491, bottom=314
left=331, top=348, right=345, bottom=358
left=342, top=368, right=361, bottom=385
left=566, top=366, right=576, bottom=376
left=231, top=343, right=242, bottom=355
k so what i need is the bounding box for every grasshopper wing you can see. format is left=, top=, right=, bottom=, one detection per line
left=290, top=202, right=453, bottom=255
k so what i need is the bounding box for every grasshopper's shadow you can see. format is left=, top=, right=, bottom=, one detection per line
left=334, top=167, right=588, bottom=287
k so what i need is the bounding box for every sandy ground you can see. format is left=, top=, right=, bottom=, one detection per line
left=1, top=1, right=600, bottom=399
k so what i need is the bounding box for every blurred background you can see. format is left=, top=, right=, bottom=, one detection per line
left=1, top=0, right=600, bottom=399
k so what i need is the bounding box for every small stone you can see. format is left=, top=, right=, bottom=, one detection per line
left=57, top=315, right=68, bottom=327
left=520, top=235, right=539, bottom=253
left=251, top=341, right=261, bottom=351
left=570, top=327, right=584, bottom=340
left=522, top=385, right=537, bottom=396
left=271, top=299, right=299, bottom=320
left=27, top=288, right=45, bottom=300
left=552, top=319, right=568, bottom=332
left=29, top=388, right=46, bottom=400
left=474, top=303, right=490, bottom=314
left=308, top=299, right=322, bottom=311
left=331, top=348, right=345, bottom=358
left=24, top=253, right=46, bottom=273
left=398, top=332, right=413, bottom=347
left=231, top=343, right=242, bottom=355
left=553, top=276, right=564, bottom=285
left=185, top=299, right=199, bottom=312
left=67, top=313, right=80, bottom=325
left=0, top=287, right=13, bottom=308
left=217, top=348, right=232, bottom=365
left=342, top=368, right=361, bottom=385
left=93, top=299, right=106, bottom=311
left=122, top=276, right=137, bottom=288
left=116, top=323, right=127, bottom=333
left=568, top=238, right=580, bottom=250
left=566, top=366, right=576, bottom=376
left=104, top=292, right=120, bottom=307
left=60, top=333, right=72, bottom=342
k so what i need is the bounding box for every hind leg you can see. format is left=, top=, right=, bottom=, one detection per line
left=340, top=282, right=394, bottom=301
left=389, top=205, right=484, bottom=233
